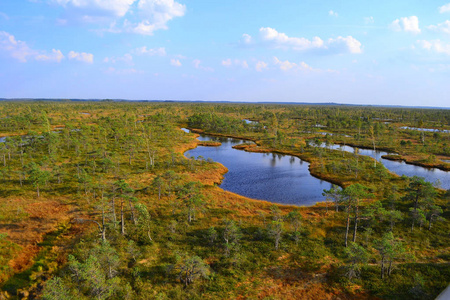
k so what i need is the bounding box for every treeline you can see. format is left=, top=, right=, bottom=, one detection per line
left=187, top=113, right=264, bottom=134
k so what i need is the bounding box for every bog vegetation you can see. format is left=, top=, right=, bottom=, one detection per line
left=0, top=101, right=449, bottom=299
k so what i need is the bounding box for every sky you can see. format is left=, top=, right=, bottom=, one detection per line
left=0, top=1, right=449, bottom=107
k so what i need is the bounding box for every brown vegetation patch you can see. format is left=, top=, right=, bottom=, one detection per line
left=254, top=266, right=374, bottom=300
left=382, top=154, right=404, bottom=161
left=189, top=128, right=205, bottom=134
left=187, top=163, right=228, bottom=186
left=204, top=187, right=300, bottom=218
left=232, top=144, right=253, bottom=150
left=231, top=144, right=271, bottom=154
left=233, top=144, right=271, bottom=153
left=399, top=154, right=450, bottom=171
left=197, top=141, right=221, bottom=147
left=2, top=199, right=72, bottom=275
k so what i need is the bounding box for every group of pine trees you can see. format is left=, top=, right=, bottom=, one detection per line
left=0, top=101, right=448, bottom=299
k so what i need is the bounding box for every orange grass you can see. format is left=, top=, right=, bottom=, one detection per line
left=1, top=198, right=73, bottom=279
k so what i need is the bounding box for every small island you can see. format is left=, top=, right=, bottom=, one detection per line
left=197, top=141, right=221, bottom=147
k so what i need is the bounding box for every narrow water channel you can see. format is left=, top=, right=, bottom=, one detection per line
left=183, top=129, right=332, bottom=206
left=400, top=126, right=450, bottom=133
left=321, top=143, right=450, bottom=189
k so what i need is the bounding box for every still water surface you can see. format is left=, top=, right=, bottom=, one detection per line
left=184, top=130, right=332, bottom=206
left=400, top=126, right=450, bottom=133
left=321, top=143, right=449, bottom=189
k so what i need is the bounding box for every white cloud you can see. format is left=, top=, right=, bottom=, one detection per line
left=192, top=59, right=201, bottom=68
left=51, top=0, right=186, bottom=35
left=273, top=57, right=313, bottom=71
left=103, top=53, right=133, bottom=64
left=329, top=10, right=338, bottom=17
left=221, top=59, right=248, bottom=69
left=418, top=39, right=450, bottom=55
left=439, top=3, right=450, bottom=13
left=129, top=0, right=186, bottom=35
left=192, top=59, right=213, bottom=72
left=427, top=20, right=450, bottom=34
left=255, top=27, right=362, bottom=54
left=241, top=33, right=252, bottom=44
left=238, top=60, right=248, bottom=68
left=0, top=31, right=64, bottom=63
left=0, top=12, right=9, bottom=20
left=328, top=36, right=362, bottom=54
left=390, top=16, right=421, bottom=34
left=364, top=16, right=374, bottom=24
left=133, top=46, right=166, bottom=56
left=255, top=61, right=268, bottom=72
left=35, top=49, right=65, bottom=62
left=105, top=66, right=143, bottom=75
left=170, top=58, right=181, bottom=66
left=68, top=50, right=94, bottom=63
left=52, top=0, right=135, bottom=17
left=259, top=27, right=324, bottom=51
left=0, top=31, right=36, bottom=62
left=222, top=58, right=232, bottom=67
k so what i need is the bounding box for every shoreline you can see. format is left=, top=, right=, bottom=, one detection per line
left=182, top=127, right=447, bottom=193
left=181, top=127, right=343, bottom=208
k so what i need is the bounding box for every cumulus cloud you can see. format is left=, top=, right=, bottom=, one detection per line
left=0, top=31, right=64, bottom=63
left=51, top=0, right=186, bottom=35
left=439, top=3, right=450, bottom=13
left=255, top=61, right=268, bottom=72
left=259, top=27, right=324, bottom=50
left=329, top=10, right=338, bottom=17
left=222, top=58, right=232, bottom=66
left=35, top=49, right=65, bottom=62
left=221, top=58, right=248, bottom=68
left=241, top=33, right=252, bottom=44
left=192, top=59, right=213, bottom=72
left=418, top=39, right=450, bottom=55
left=244, top=27, right=362, bottom=54
left=390, top=16, right=421, bottom=34
left=273, top=57, right=313, bottom=71
left=328, top=36, right=362, bottom=54
left=170, top=58, right=181, bottom=66
left=0, top=31, right=36, bottom=62
left=130, top=0, right=186, bottom=35
left=68, top=50, right=94, bottom=63
left=133, top=46, right=166, bottom=56
left=427, top=20, right=450, bottom=34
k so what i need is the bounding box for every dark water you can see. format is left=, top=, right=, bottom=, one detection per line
left=321, top=143, right=450, bottom=189
left=184, top=130, right=332, bottom=206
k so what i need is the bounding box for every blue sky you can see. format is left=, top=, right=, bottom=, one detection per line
left=0, top=1, right=449, bottom=107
